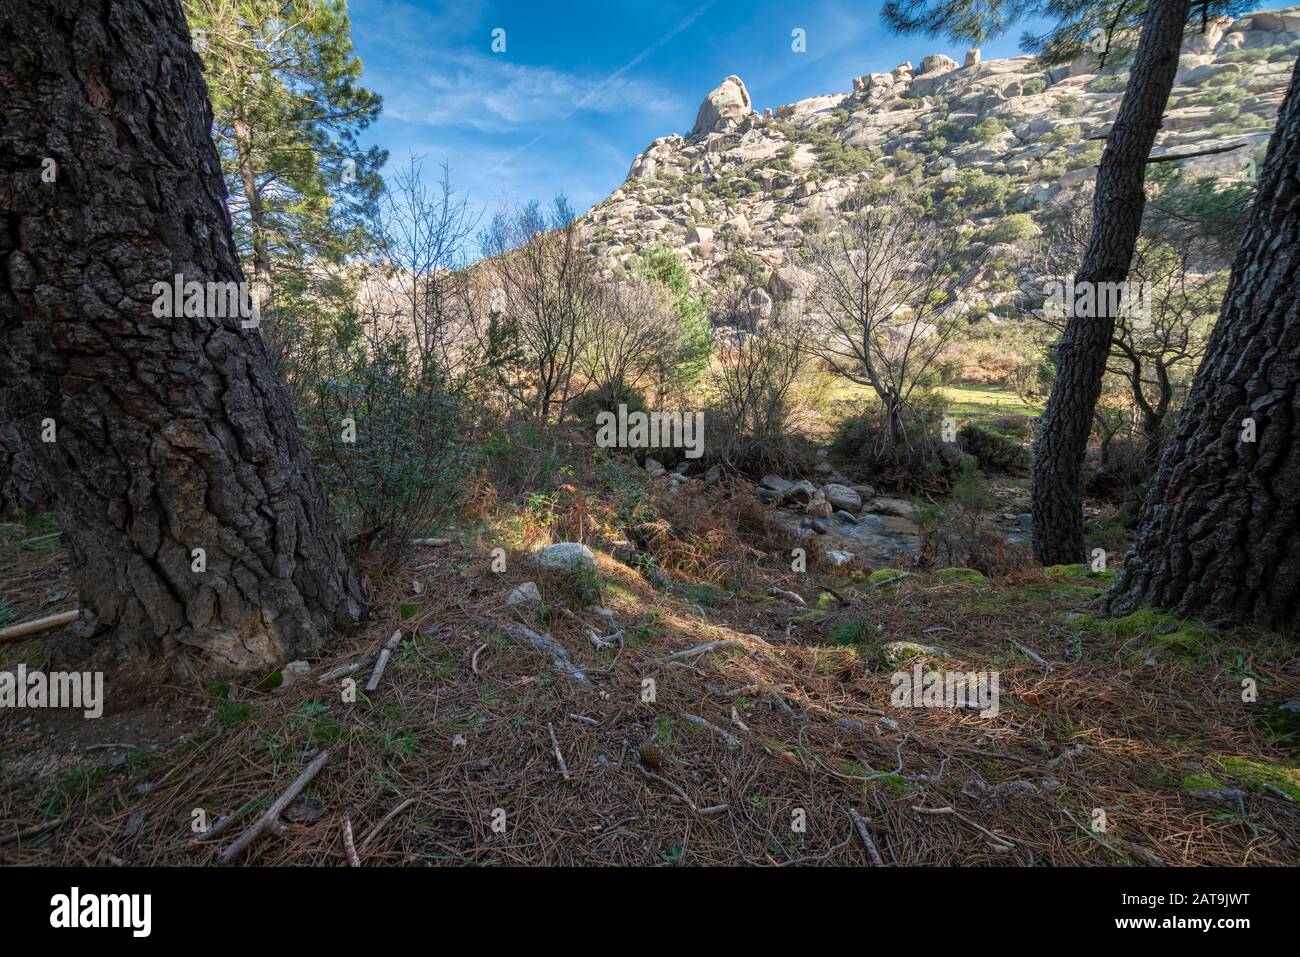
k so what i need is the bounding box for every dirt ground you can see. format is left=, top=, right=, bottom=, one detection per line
left=3, top=495, right=1298, bottom=866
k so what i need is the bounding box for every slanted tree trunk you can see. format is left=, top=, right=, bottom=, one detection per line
left=1030, top=0, right=1190, bottom=565
left=0, top=0, right=366, bottom=672
left=1106, top=54, right=1300, bottom=632
left=232, top=114, right=274, bottom=320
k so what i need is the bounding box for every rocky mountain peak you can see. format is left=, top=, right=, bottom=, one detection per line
left=584, top=7, right=1299, bottom=304
left=691, top=74, right=755, bottom=136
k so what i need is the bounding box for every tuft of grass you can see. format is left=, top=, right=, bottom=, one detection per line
left=652, top=715, right=675, bottom=749
left=683, top=583, right=722, bottom=607
left=1044, top=563, right=1114, bottom=584
left=1256, top=700, right=1300, bottom=749
left=827, top=616, right=872, bottom=646
left=542, top=559, right=605, bottom=610
left=625, top=622, right=656, bottom=646
left=218, top=700, right=253, bottom=729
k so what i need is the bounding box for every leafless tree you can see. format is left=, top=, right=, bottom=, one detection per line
left=708, top=285, right=813, bottom=469
left=476, top=197, right=598, bottom=422
left=358, top=154, right=481, bottom=382
left=797, top=193, right=966, bottom=441
left=1030, top=193, right=1221, bottom=464
left=579, top=279, right=678, bottom=405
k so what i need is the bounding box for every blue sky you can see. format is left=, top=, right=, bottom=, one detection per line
left=348, top=0, right=1052, bottom=216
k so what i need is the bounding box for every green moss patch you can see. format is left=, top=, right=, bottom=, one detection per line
left=868, top=568, right=908, bottom=586
left=935, top=567, right=988, bottom=584
left=1215, top=756, right=1300, bottom=801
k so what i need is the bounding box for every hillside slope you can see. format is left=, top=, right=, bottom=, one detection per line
left=582, top=7, right=1298, bottom=314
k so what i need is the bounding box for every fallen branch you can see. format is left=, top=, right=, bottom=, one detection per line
left=20, top=530, right=63, bottom=548
left=342, top=817, right=361, bottom=867
left=0, top=817, right=64, bottom=846
left=1045, top=744, right=1086, bottom=769
left=489, top=621, right=594, bottom=689
left=317, top=656, right=374, bottom=683
left=730, top=707, right=750, bottom=733
left=767, top=586, right=805, bottom=606
left=217, top=750, right=332, bottom=864
left=410, top=537, right=452, bottom=547
left=912, top=805, right=1014, bottom=849
left=347, top=525, right=382, bottom=548
left=0, top=609, right=81, bottom=643
left=359, top=798, right=415, bottom=850
left=682, top=712, right=740, bottom=749
left=1011, top=640, right=1052, bottom=669
left=816, top=583, right=852, bottom=605
left=365, top=630, right=404, bottom=693
left=193, top=804, right=255, bottom=844
left=847, top=808, right=884, bottom=865
left=635, top=763, right=727, bottom=817
left=645, top=639, right=744, bottom=667
left=586, top=628, right=623, bottom=651
left=547, top=722, right=571, bottom=781
left=1060, top=809, right=1162, bottom=866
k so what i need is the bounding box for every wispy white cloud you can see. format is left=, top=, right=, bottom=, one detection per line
left=378, top=51, right=683, bottom=132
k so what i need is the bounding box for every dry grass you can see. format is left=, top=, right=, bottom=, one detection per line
left=3, top=498, right=1297, bottom=867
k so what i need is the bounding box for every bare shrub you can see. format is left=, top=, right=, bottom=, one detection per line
left=915, top=468, right=1031, bottom=577
left=797, top=190, right=968, bottom=442
left=705, top=284, right=820, bottom=474
left=359, top=154, right=482, bottom=383
left=577, top=279, right=679, bottom=412
left=475, top=197, right=599, bottom=423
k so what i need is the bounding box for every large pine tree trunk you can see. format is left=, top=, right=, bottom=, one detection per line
left=1106, top=55, right=1300, bottom=632
left=0, top=421, right=49, bottom=518
left=0, top=0, right=366, bottom=671
left=1030, top=0, right=1190, bottom=565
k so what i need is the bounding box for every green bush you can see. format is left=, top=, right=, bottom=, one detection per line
left=958, top=422, right=1028, bottom=472
left=969, top=118, right=1006, bottom=142
left=829, top=394, right=962, bottom=494
left=1047, top=123, right=1082, bottom=146
left=276, top=281, right=475, bottom=554
left=978, top=213, right=1037, bottom=244
left=1210, top=103, right=1241, bottom=125
left=303, top=337, right=471, bottom=552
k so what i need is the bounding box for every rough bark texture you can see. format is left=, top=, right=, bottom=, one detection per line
left=0, top=0, right=366, bottom=671
left=1107, top=54, right=1300, bottom=633
left=0, top=421, right=49, bottom=518
left=1030, top=0, right=1190, bottom=565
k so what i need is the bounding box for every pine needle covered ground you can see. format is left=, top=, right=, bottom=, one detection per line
left=2, top=473, right=1297, bottom=867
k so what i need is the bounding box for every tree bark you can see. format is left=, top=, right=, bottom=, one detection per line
left=0, top=420, right=49, bottom=518
left=0, top=0, right=366, bottom=671
left=1030, top=0, right=1190, bottom=565
left=1106, top=54, right=1300, bottom=632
